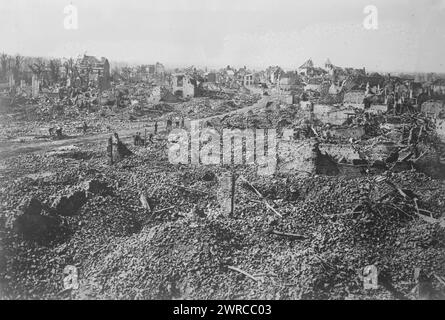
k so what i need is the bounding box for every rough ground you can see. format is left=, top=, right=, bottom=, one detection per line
left=1, top=99, right=445, bottom=300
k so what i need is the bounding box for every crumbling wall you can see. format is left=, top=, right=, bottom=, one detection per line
left=435, top=119, right=445, bottom=143
left=313, top=104, right=334, bottom=115
left=343, top=90, right=365, bottom=107
left=304, top=84, right=321, bottom=92
left=367, top=142, right=398, bottom=161
left=172, top=74, right=195, bottom=98
left=367, top=104, right=388, bottom=114
left=421, top=100, right=445, bottom=118
left=316, top=109, right=351, bottom=125
left=313, top=104, right=356, bottom=125
left=277, top=139, right=318, bottom=175
left=319, top=144, right=362, bottom=162
left=325, top=126, right=365, bottom=140
left=277, top=139, right=338, bottom=176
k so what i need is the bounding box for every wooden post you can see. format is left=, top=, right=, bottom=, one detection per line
left=217, top=171, right=236, bottom=217
left=108, top=136, right=113, bottom=165
left=230, top=170, right=236, bottom=216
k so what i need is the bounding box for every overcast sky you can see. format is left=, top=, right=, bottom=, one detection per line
left=1, top=0, right=445, bottom=72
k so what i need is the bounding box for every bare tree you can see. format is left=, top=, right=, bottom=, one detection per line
left=1, top=53, right=9, bottom=79
left=49, top=59, right=61, bottom=84
left=63, top=58, right=80, bottom=85
left=29, top=58, right=46, bottom=79
left=13, top=54, right=24, bottom=79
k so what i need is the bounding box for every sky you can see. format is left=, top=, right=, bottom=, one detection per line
left=1, top=0, right=445, bottom=72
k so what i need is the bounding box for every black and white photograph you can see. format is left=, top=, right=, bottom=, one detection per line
left=0, top=0, right=444, bottom=305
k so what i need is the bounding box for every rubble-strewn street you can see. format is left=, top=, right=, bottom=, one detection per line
left=1, top=54, right=444, bottom=300
left=1, top=1, right=445, bottom=302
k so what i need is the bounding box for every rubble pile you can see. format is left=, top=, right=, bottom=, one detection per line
left=0, top=136, right=444, bottom=299
left=177, top=94, right=262, bottom=120
left=1, top=54, right=445, bottom=300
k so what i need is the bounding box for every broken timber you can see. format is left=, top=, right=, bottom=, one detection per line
left=240, top=176, right=282, bottom=218
left=227, top=266, right=260, bottom=282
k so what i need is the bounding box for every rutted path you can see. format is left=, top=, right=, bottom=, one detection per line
left=0, top=124, right=163, bottom=160
left=0, top=96, right=271, bottom=160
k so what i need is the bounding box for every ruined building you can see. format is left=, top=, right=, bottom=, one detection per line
left=171, top=73, right=197, bottom=98
left=76, top=55, right=111, bottom=90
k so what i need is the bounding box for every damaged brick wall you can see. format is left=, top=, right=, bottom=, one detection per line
left=277, top=139, right=338, bottom=176
left=172, top=74, right=195, bottom=98
left=316, top=110, right=351, bottom=125
left=343, top=90, right=365, bottom=107
left=421, top=100, right=445, bottom=118
left=319, top=144, right=362, bottom=162
left=324, top=126, right=365, bottom=140
left=435, top=119, right=445, bottom=143
left=368, top=104, right=388, bottom=114
left=313, top=104, right=334, bottom=115
left=367, top=142, right=398, bottom=161
left=313, top=104, right=355, bottom=125
left=277, top=139, right=318, bottom=175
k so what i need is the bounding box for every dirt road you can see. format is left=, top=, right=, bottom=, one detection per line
left=0, top=96, right=271, bottom=160
left=0, top=122, right=167, bottom=160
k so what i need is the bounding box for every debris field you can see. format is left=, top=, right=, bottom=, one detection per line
left=0, top=56, right=445, bottom=300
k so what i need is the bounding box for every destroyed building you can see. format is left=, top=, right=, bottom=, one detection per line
left=298, top=58, right=314, bottom=76
left=76, top=55, right=111, bottom=90
left=278, top=72, right=303, bottom=92
left=171, top=73, right=198, bottom=98
left=266, top=66, right=285, bottom=84
left=432, top=79, right=445, bottom=96
left=135, top=62, right=166, bottom=82
left=277, top=139, right=339, bottom=176
left=243, top=73, right=254, bottom=87
left=343, top=90, right=366, bottom=108
left=421, top=100, right=445, bottom=118
left=304, top=78, right=323, bottom=93
left=206, top=72, right=218, bottom=83
left=2, top=39, right=445, bottom=303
